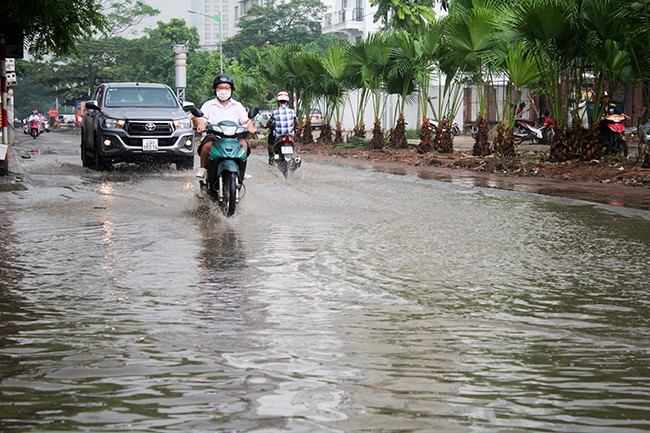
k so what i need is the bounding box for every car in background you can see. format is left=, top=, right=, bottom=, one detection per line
left=80, top=82, right=195, bottom=170
left=306, top=108, right=323, bottom=129
left=255, top=110, right=272, bottom=129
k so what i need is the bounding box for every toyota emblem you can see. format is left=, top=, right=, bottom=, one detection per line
left=144, top=122, right=156, bottom=131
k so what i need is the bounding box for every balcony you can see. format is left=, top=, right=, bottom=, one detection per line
left=322, top=7, right=366, bottom=41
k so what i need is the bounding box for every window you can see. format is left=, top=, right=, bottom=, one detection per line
left=104, top=87, right=178, bottom=108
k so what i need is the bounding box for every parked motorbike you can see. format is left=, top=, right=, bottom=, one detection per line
left=29, top=119, right=40, bottom=139
left=513, top=113, right=555, bottom=144
left=271, top=134, right=301, bottom=178
left=186, top=104, right=258, bottom=217
left=426, top=97, right=460, bottom=136
left=599, top=113, right=628, bottom=157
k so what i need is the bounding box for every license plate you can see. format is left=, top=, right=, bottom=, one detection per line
left=281, top=146, right=293, bottom=155
left=143, top=138, right=158, bottom=151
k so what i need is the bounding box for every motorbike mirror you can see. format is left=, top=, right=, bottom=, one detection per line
left=248, top=107, right=260, bottom=119
left=183, top=102, right=203, bottom=118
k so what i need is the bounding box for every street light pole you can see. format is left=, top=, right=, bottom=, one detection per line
left=188, top=9, right=223, bottom=74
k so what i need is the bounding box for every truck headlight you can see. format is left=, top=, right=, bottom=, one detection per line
left=174, top=118, right=192, bottom=129
left=103, top=118, right=125, bottom=129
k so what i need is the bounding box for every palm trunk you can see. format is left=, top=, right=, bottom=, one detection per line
left=370, top=119, right=384, bottom=149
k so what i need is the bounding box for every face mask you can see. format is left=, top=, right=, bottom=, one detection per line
left=216, top=89, right=231, bottom=101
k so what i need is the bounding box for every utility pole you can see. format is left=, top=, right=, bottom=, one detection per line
left=1, top=37, right=8, bottom=175
left=188, top=9, right=223, bottom=73
left=173, top=43, right=189, bottom=103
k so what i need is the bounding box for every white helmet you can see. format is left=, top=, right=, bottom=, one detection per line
left=277, top=91, right=290, bottom=102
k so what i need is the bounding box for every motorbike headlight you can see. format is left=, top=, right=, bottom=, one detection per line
left=103, top=117, right=125, bottom=129
left=220, top=124, right=238, bottom=136
left=174, top=118, right=192, bottom=129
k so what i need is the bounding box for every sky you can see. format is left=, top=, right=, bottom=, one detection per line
left=131, top=0, right=193, bottom=36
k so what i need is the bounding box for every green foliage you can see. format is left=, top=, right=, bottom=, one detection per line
left=335, top=137, right=369, bottom=150
left=223, top=0, right=327, bottom=58
left=370, top=0, right=439, bottom=30
left=0, top=0, right=108, bottom=56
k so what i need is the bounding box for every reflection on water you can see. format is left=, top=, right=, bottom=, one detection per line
left=0, top=161, right=649, bottom=432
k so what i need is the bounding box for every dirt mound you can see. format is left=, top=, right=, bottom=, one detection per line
left=290, top=142, right=650, bottom=189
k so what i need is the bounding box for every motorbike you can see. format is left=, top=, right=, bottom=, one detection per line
left=513, top=113, right=555, bottom=144
left=429, top=116, right=461, bottom=136
left=426, top=97, right=460, bottom=136
left=29, top=119, right=40, bottom=139
left=267, top=122, right=301, bottom=178
left=599, top=113, right=628, bottom=157
left=272, top=134, right=301, bottom=178
left=186, top=104, right=258, bottom=217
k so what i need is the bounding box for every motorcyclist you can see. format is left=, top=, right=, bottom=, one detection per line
left=264, top=91, right=297, bottom=165
left=28, top=110, right=40, bottom=124
left=193, top=74, right=256, bottom=180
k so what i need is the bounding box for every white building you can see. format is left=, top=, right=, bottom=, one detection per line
left=321, top=0, right=378, bottom=42
left=189, top=0, right=380, bottom=49
left=189, top=0, right=237, bottom=51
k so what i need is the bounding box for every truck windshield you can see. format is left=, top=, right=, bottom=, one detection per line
left=105, top=87, right=179, bottom=108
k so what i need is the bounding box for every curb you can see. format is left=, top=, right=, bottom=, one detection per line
left=0, top=142, right=28, bottom=192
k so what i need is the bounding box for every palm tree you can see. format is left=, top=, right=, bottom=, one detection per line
left=484, top=40, right=541, bottom=158
left=319, top=42, right=351, bottom=144
left=347, top=32, right=394, bottom=149
left=442, top=1, right=501, bottom=156
left=385, top=30, right=418, bottom=149
left=625, top=1, right=650, bottom=166
left=412, top=23, right=444, bottom=153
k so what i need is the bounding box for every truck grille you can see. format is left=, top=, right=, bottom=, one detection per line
left=126, top=121, right=174, bottom=136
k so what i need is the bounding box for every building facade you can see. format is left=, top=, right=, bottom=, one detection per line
left=189, top=0, right=380, bottom=49
left=189, top=0, right=237, bottom=51
left=321, top=0, right=378, bottom=42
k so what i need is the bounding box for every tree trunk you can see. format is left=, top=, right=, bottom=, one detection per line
left=319, top=124, right=333, bottom=145
left=417, top=116, right=433, bottom=153
left=354, top=123, right=366, bottom=138
left=494, top=124, right=516, bottom=159
left=472, top=116, right=490, bottom=157
left=391, top=113, right=407, bottom=149
left=335, top=121, right=343, bottom=144
left=370, top=119, right=384, bottom=149
left=302, top=121, right=314, bottom=144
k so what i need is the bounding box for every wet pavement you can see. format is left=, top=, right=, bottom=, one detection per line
left=1, top=130, right=649, bottom=432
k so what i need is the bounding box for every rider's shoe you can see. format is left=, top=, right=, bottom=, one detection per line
left=195, top=167, right=207, bottom=179
left=268, top=156, right=274, bottom=165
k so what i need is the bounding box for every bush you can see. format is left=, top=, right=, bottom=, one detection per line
left=334, top=136, right=370, bottom=151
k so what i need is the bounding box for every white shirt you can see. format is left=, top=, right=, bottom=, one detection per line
left=199, top=98, right=248, bottom=128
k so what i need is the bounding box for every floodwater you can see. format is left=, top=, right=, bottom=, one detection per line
left=1, top=132, right=650, bottom=432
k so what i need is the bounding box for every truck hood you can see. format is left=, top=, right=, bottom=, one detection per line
left=103, top=107, right=188, bottom=120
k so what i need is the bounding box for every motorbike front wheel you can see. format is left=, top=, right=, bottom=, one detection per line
left=30, top=128, right=38, bottom=139
left=221, top=171, right=238, bottom=217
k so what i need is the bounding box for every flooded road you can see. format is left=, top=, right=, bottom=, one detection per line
left=1, top=131, right=650, bottom=432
